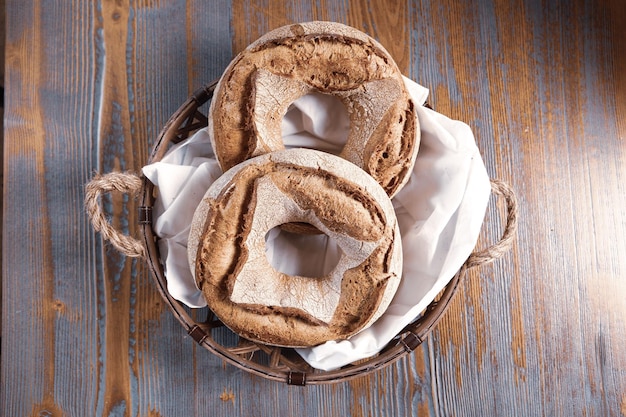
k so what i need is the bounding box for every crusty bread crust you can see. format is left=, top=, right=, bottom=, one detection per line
left=208, top=21, right=419, bottom=197
left=188, top=149, right=402, bottom=347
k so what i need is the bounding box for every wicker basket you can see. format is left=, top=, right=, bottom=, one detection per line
left=85, top=80, right=518, bottom=385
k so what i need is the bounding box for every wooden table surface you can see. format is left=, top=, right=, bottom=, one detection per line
left=3, top=0, right=626, bottom=416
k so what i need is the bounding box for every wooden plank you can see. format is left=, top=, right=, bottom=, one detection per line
left=2, top=0, right=626, bottom=416
left=2, top=1, right=102, bottom=416
left=129, top=3, right=232, bottom=414
left=0, top=0, right=5, bottom=343
left=409, top=0, right=626, bottom=415
left=231, top=0, right=410, bottom=71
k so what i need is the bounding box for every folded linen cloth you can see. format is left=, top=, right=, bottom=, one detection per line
left=142, top=77, right=490, bottom=370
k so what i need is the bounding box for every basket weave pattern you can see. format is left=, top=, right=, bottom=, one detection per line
left=85, top=80, right=518, bottom=385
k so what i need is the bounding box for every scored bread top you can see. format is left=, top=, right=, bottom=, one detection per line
left=188, top=149, right=403, bottom=347
left=208, top=21, right=419, bottom=198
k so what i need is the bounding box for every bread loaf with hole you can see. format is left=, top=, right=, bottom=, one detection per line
left=208, top=20, right=419, bottom=198
left=188, top=149, right=403, bottom=347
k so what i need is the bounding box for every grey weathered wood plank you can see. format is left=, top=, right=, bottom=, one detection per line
left=2, top=1, right=104, bottom=416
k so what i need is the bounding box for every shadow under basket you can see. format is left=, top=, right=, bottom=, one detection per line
left=86, top=80, right=518, bottom=386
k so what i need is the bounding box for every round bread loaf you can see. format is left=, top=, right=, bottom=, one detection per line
left=187, top=149, right=403, bottom=347
left=208, top=21, right=419, bottom=198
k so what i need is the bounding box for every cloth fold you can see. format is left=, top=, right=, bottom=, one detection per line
left=142, top=77, right=490, bottom=370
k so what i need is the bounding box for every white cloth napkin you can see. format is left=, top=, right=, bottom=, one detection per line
left=142, top=77, right=490, bottom=370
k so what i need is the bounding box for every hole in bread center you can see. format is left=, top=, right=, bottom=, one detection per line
left=264, top=225, right=343, bottom=278
left=281, top=92, right=350, bottom=155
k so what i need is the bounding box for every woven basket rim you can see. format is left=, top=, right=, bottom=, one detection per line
left=137, top=80, right=517, bottom=385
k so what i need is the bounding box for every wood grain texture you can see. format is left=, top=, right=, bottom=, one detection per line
left=409, top=1, right=626, bottom=416
left=2, top=0, right=625, bottom=416
left=0, top=0, right=4, bottom=343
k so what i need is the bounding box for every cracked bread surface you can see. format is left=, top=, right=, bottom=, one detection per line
left=188, top=149, right=403, bottom=347
left=208, top=21, right=419, bottom=198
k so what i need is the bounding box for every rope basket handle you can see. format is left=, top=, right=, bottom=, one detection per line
left=84, top=172, right=145, bottom=258
left=85, top=172, right=517, bottom=265
left=466, top=178, right=518, bottom=268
